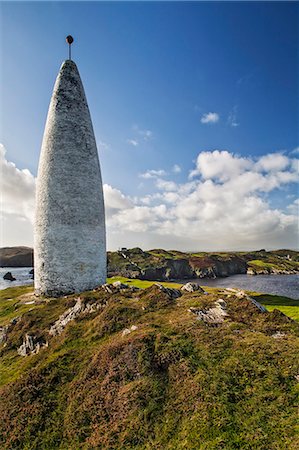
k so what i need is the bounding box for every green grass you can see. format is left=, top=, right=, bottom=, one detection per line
left=0, top=285, right=37, bottom=326
left=107, top=276, right=183, bottom=289
left=248, top=259, right=281, bottom=270
left=253, top=293, right=299, bottom=321
left=1, top=281, right=299, bottom=449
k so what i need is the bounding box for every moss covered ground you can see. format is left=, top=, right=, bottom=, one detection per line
left=0, top=282, right=298, bottom=449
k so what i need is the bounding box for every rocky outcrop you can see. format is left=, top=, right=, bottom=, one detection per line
left=188, top=299, right=229, bottom=324
left=17, top=334, right=48, bottom=356
left=49, top=296, right=106, bottom=336
left=154, top=283, right=182, bottom=299
left=0, top=326, right=9, bottom=344
left=0, top=247, right=33, bottom=267
left=247, top=267, right=298, bottom=275
left=181, top=282, right=204, bottom=293
left=189, top=255, right=247, bottom=278
left=3, top=272, right=16, bottom=281
left=0, top=317, right=21, bottom=346
left=225, top=288, right=267, bottom=312
left=108, top=251, right=248, bottom=281
left=48, top=290, right=125, bottom=337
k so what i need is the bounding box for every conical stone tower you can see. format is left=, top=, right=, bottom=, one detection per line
left=34, top=57, right=106, bottom=296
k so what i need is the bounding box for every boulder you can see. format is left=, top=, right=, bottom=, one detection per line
left=112, top=281, right=128, bottom=289
left=154, top=283, right=182, bottom=299
left=3, top=271, right=16, bottom=281
left=0, top=326, right=9, bottom=344
left=188, top=300, right=229, bottom=325
left=49, top=296, right=106, bottom=336
left=181, top=282, right=204, bottom=293
left=17, top=334, right=48, bottom=357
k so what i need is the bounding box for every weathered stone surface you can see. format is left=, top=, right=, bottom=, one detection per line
left=181, top=282, right=204, bottom=293
left=34, top=60, right=106, bottom=296
left=0, top=326, right=9, bottom=344
left=232, top=289, right=267, bottom=312
left=112, top=281, right=128, bottom=289
left=188, top=299, right=229, bottom=324
left=122, top=324, right=138, bottom=336
left=272, top=331, right=286, bottom=339
left=154, top=283, right=182, bottom=299
left=17, top=334, right=48, bottom=357
left=3, top=272, right=16, bottom=281
left=49, top=296, right=106, bottom=336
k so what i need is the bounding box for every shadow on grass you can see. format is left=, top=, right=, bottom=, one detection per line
left=252, top=293, right=299, bottom=306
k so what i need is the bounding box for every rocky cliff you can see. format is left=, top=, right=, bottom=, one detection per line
left=107, top=248, right=298, bottom=280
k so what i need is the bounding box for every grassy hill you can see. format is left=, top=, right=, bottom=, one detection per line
left=0, top=247, right=33, bottom=267
left=0, top=280, right=298, bottom=449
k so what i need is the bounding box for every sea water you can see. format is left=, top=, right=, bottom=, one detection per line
left=193, top=274, right=299, bottom=300
left=0, top=267, right=34, bottom=290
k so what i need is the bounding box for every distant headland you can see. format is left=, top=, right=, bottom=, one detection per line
left=1, top=246, right=298, bottom=279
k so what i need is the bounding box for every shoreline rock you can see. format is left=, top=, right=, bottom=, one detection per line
left=3, top=272, right=16, bottom=281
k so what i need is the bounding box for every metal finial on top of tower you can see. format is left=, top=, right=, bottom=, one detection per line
left=66, top=35, right=74, bottom=60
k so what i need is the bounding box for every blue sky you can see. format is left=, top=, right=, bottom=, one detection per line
left=1, top=1, right=298, bottom=250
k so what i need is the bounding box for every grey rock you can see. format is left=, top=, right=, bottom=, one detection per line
left=122, top=324, right=138, bottom=337
left=102, top=284, right=113, bottom=294
left=17, top=334, right=48, bottom=357
left=189, top=300, right=229, bottom=324
left=234, top=290, right=267, bottom=312
left=272, top=331, right=286, bottom=339
left=3, top=271, right=16, bottom=281
left=49, top=296, right=105, bottom=336
left=154, top=283, right=182, bottom=299
left=181, top=282, right=204, bottom=293
left=112, top=281, right=128, bottom=289
left=0, top=326, right=9, bottom=344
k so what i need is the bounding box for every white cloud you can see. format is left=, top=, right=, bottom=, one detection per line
left=255, top=153, right=289, bottom=172
left=287, top=198, right=299, bottom=214
left=189, top=150, right=251, bottom=181
left=139, top=169, right=167, bottom=179
left=127, top=139, right=139, bottom=147
left=132, top=125, right=153, bottom=141
left=172, top=164, right=181, bottom=174
left=98, top=140, right=109, bottom=151
left=200, top=112, right=219, bottom=124
left=103, top=184, right=133, bottom=216
left=127, top=126, right=153, bottom=148
left=106, top=150, right=298, bottom=250
left=0, top=144, right=36, bottom=246
left=143, top=130, right=153, bottom=140
left=155, top=178, right=178, bottom=192
left=1, top=143, right=298, bottom=251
